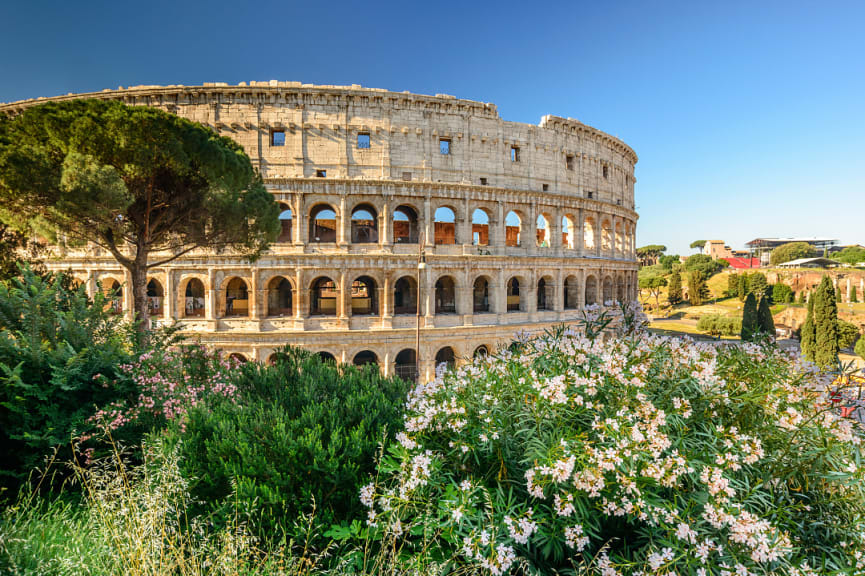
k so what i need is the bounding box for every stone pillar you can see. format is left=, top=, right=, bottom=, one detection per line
left=250, top=269, right=261, bottom=320
left=551, top=212, right=562, bottom=253
left=595, top=213, right=602, bottom=258
left=85, top=269, right=96, bottom=299
left=554, top=269, right=564, bottom=313
left=424, top=268, right=435, bottom=325
left=461, top=273, right=473, bottom=326
left=578, top=269, right=586, bottom=309
left=495, top=269, right=507, bottom=323
left=526, top=274, right=538, bottom=320
left=577, top=209, right=585, bottom=257
left=423, top=197, right=432, bottom=248
left=294, top=268, right=306, bottom=328
left=526, top=203, right=537, bottom=254
left=294, top=193, right=305, bottom=246
left=206, top=268, right=217, bottom=325
left=380, top=201, right=392, bottom=248
left=338, top=195, right=349, bottom=247
left=494, top=201, right=505, bottom=252
left=380, top=274, right=392, bottom=328
left=163, top=270, right=174, bottom=320
left=339, top=270, right=350, bottom=325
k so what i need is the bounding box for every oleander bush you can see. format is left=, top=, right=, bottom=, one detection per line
left=361, top=304, right=865, bottom=575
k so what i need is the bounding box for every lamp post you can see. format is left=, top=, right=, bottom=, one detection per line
left=415, top=230, right=426, bottom=382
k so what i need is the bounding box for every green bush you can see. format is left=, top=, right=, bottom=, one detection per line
left=696, top=313, right=742, bottom=337
left=168, top=346, right=407, bottom=538
left=683, top=253, right=725, bottom=278
left=856, top=336, right=865, bottom=360
left=837, top=319, right=860, bottom=350
left=0, top=266, right=130, bottom=493
left=363, top=306, right=865, bottom=575
left=772, top=282, right=794, bottom=303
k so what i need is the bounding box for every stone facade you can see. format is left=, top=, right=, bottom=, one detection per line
left=1, top=81, right=640, bottom=381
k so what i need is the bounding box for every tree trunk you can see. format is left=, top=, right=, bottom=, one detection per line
left=127, top=258, right=150, bottom=344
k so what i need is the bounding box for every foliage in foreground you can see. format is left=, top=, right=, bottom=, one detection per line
left=0, top=267, right=130, bottom=493
left=362, top=305, right=865, bottom=575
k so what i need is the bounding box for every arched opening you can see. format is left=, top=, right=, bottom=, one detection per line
left=434, top=206, right=456, bottom=245
left=473, top=276, right=491, bottom=313
left=351, top=276, right=378, bottom=315
left=505, top=211, right=522, bottom=247
left=562, top=215, right=575, bottom=249
left=267, top=276, right=293, bottom=317
left=435, top=346, right=456, bottom=370
left=353, top=350, right=378, bottom=367
left=278, top=204, right=293, bottom=242
left=617, top=276, right=626, bottom=302
left=507, top=277, right=522, bottom=312
left=102, top=278, right=123, bottom=314
left=584, top=217, right=596, bottom=251
left=317, top=351, right=336, bottom=364
left=394, top=349, right=418, bottom=383
left=473, top=345, right=489, bottom=358
left=309, top=204, right=337, bottom=243
left=146, top=279, right=164, bottom=316
left=471, top=208, right=490, bottom=246
left=564, top=275, right=579, bottom=309
left=224, top=277, right=249, bottom=317
left=351, top=204, right=378, bottom=244
left=536, top=214, right=550, bottom=247
left=603, top=276, right=614, bottom=303
left=310, top=277, right=338, bottom=316
left=266, top=353, right=278, bottom=366
left=537, top=277, right=553, bottom=311
left=393, top=276, right=417, bottom=315
left=435, top=276, right=456, bottom=314
left=393, top=205, right=419, bottom=244
left=601, top=220, right=612, bottom=252
left=585, top=275, right=598, bottom=306
left=184, top=278, right=205, bottom=318
left=228, top=353, right=248, bottom=364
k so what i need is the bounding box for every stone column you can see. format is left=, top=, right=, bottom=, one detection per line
left=339, top=270, right=350, bottom=326
left=594, top=212, right=602, bottom=258
left=423, top=197, right=433, bottom=248
left=85, top=269, right=96, bottom=299
left=163, top=270, right=174, bottom=320
left=494, top=201, right=505, bottom=253
left=206, top=268, right=217, bottom=327
left=424, top=268, right=435, bottom=326
left=578, top=269, right=586, bottom=309
left=577, top=208, right=585, bottom=257
left=250, top=269, right=261, bottom=320
left=551, top=212, right=562, bottom=253
left=526, top=203, right=537, bottom=254
left=338, top=195, right=349, bottom=247
left=380, top=201, right=392, bottom=249
left=526, top=273, right=538, bottom=320
left=294, top=193, right=305, bottom=246
left=461, top=273, right=473, bottom=326
left=294, top=268, right=306, bottom=329
left=495, top=269, right=507, bottom=323
left=380, top=274, right=392, bottom=329
left=554, top=269, right=564, bottom=314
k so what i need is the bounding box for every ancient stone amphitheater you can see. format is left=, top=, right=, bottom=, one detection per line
left=1, top=81, right=639, bottom=382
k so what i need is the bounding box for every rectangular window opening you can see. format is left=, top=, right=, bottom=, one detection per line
left=315, top=169, right=327, bottom=178
left=603, top=165, right=609, bottom=179
left=402, top=172, right=412, bottom=181
left=566, top=155, right=574, bottom=170
left=480, top=177, right=488, bottom=186
left=271, top=130, right=286, bottom=146
left=357, top=133, right=370, bottom=149
left=439, top=138, right=451, bottom=155
left=510, top=146, right=520, bottom=162
left=587, top=191, right=593, bottom=199
left=542, top=184, right=549, bottom=192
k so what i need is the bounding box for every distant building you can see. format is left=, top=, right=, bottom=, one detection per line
left=776, top=257, right=838, bottom=269
left=745, top=237, right=839, bottom=265
left=702, top=240, right=733, bottom=260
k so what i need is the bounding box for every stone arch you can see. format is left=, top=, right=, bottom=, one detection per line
left=435, top=346, right=456, bottom=370
left=179, top=275, right=206, bottom=318
left=228, top=352, right=248, bottom=363
left=393, top=275, right=418, bottom=315
left=433, top=205, right=457, bottom=245
left=472, top=274, right=492, bottom=313
left=223, top=276, right=250, bottom=317
left=506, top=275, right=525, bottom=312
left=353, top=349, right=379, bottom=367
left=351, top=203, right=379, bottom=244
left=317, top=350, right=337, bottom=364
left=504, top=210, right=523, bottom=247
left=537, top=274, right=554, bottom=311
left=473, top=344, right=490, bottom=358
left=585, top=274, right=599, bottom=306
left=100, top=276, right=124, bottom=314
left=471, top=208, right=491, bottom=246
left=277, top=203, right=293, bottom=242
left=351, top=275, right=378, bottom=315
left=394, top=348, right=418, bottom=382
left=564, top=274, right=579, bottom=309
left=266, top=275, right=294, bottom=317
left=562, top=214, right=576, bottom=250
left=536, top=212, right=551, bottom=248
left=309, top=203, right=338, bottom=243
left=583, top=215, right=596, bottom=250
left=310, top=276, right=338, bottom=316
left=146, top=278, right=164, bottom=316
left=601, top=218, right=613, bottom=253
left=434, top=274, right=457, bottom=314
left=603, top=275, right=614, bottom=303
left=393, top=204, right=420, bottom=244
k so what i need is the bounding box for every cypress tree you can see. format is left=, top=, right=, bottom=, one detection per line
left=852, top=286, right=859, bottom=303
left=796, top=290, right=805, bottom=304
left=737, top=274, right=748, bottom=301
left=801, top=296, right=815, bottom=361
left=741, top=292, right=758, bottom=341
left=835, top=287, right=842, bottom=303
left=688, top=270, right=708, bottom=306
left=749, top=273, right=769, bottom=300
left=727, top=273, right=739, bottom=298
left=813, top=275, right=839, bottom=369
left=757, top=296, right=775, bottom=338
left=667, top=271, right=682, bottom=305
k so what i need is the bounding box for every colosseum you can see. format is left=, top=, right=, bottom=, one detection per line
left=1, top=81, right=639, bottom=382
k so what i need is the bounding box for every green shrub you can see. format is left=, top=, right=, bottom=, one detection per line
left=856, top=336, right=865, bottom=360
left=683, top=254, right=725, bottom=278
left=837, top=319, right=860, bottom=350
left=168, top=346, right=407, bottom=538
left=363, top=306, right=865, bottom=574
left=772, top=282, right=794, bottom=303
left=696, top=313, right=742, bottom=337
left=0, top=266, right=130, bottom=493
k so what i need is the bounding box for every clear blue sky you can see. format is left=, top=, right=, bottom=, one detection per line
left=2, top=0, right=862, bottom=255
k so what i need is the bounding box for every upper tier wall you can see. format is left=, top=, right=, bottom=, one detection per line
left=0, top=82, right=638, bottom=209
